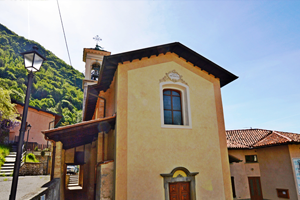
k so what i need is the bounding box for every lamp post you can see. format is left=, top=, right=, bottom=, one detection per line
left=9, top=46, right=46, bottom=200
left=25, top=124, right=32, bottom=162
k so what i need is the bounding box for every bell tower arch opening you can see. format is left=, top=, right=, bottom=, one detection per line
left=91, top=62, right=100, bottom=80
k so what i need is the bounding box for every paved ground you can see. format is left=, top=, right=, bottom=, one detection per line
left=0, top=175, right=50, bottom=200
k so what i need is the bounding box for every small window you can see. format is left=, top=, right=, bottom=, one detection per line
left=245, top=155, right=258, bottom=163
left=163, top=89, right=183, bottom=125
left=277, top=189, right=289, bottom=199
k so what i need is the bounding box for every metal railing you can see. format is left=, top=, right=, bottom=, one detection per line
left=25, top=142, right=51, bottom=151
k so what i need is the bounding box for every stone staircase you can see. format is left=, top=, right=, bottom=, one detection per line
left=68, top=174, right=79, bottom=187
left=0, top=143, right=23, bottom=176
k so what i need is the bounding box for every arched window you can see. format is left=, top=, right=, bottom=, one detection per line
left=160, top=81, right=192, bottom=128
left=163, top=89, right=183, bottom=125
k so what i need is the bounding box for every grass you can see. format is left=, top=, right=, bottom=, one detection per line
left=25, top=153, right=39, bottom=163
left=0, top=145, right=10, bottom=169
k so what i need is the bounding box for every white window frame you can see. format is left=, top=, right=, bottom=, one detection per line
left=160, top=81, right=192, bottom=129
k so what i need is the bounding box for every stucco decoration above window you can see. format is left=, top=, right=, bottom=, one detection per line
left=159, top=70, right=188, bottom=86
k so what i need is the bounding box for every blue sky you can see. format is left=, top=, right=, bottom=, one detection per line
left=1, top=0, right=299, bottom=133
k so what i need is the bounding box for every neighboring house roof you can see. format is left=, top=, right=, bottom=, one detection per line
left=11, top=99, right=63, bottom=126
left=84, top=42, right=238, bottom=121
left=226, top=129, right=300, bottom=149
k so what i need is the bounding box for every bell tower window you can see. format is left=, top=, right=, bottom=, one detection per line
left=91, top=63, right=100, bottom=80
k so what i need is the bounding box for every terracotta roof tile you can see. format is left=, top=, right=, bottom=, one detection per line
left=227, top=140, right=249, bottom=149
left=226, top=129, right=300, bottom=149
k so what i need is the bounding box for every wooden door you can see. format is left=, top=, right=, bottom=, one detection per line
left=169, top=182, right=190, bottom=200
left=248, top=177, right=263, bottom=200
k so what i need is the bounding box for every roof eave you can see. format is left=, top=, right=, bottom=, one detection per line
left=83, top=42, right=238, bottom=121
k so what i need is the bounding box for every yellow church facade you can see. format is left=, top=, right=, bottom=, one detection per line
left=43, top=42, right=237, bottom=200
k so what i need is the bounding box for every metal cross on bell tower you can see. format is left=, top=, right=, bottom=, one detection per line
left=93, top=35, right=103, bottom=50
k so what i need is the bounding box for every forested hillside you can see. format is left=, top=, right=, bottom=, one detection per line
left=0, top=23, right=84, bottom=126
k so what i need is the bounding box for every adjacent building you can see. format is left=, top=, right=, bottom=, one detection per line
left=9, top=100, right=62, bottom=149
left=227, top=129, right=300, bottom=200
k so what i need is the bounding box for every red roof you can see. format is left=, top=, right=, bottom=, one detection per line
left=226, top=129, right=300, bottom=149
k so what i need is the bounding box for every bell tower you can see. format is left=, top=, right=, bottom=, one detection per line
left=82, top=36, right=111, bottom=118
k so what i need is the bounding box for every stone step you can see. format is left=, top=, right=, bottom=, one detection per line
left=6, top=155, right=16, bottom=158
left=9, top=152, right=17, bottom=155
left=0, top=166, right=14, bottom=169
left=5, top=158, right=16, bottom=162
left=0, top=173, right=13, bottom=176
left=0, top=169, right=13, bottom=172
left=68, top=183, right=79, bottom=186
left=2, top=163, right=14, bottom=166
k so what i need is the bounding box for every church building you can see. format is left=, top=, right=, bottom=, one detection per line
left=43, top=42, right=238, bottom=200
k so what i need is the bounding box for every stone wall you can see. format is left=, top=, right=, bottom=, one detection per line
left=35, top=154, right=51, bottom=174
left=23, top=152, right=51, bottom=175
left=19, top=163, right=43, bottom=175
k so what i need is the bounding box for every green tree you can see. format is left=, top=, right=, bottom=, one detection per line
left=0, top=23, right=84, bottom=127
left=0, top=88, right=20, bottom=136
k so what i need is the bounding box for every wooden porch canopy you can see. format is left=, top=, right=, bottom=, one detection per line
left=42, top=115, right=116, bottom=150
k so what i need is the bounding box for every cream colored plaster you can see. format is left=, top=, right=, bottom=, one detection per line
left=213, top=79, right=233, bottom=200
left=115, top=63, right=128, bottom=200
left=119, top=53, right=229, bottom=200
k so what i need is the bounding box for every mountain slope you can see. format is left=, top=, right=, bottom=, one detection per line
left=0, top=23, right=84, bottom=126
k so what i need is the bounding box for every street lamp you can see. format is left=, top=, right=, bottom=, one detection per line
left=9, top=46, right=46, bottom=200
left=25, top=124, right=32, bottom=162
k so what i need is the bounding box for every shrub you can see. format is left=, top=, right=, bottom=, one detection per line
left=41, top=150, right=45, bottom=157
left=27, top=153, right=35, bottom=160
left=34, top=146, right=38, bottom=151
left=26, top=153, right=39, bottom=163
left=0, top=145, right=10, bottom=169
